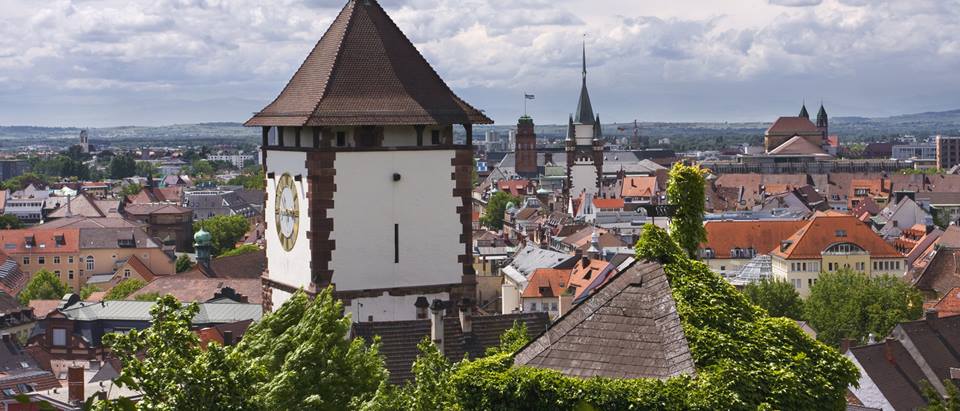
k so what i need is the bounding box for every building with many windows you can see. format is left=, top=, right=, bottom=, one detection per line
left=771, top=212, right=905, bottom=297
left=936, top=135, right=960, bottom=170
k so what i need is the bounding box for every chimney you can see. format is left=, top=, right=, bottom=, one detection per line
left=414, top=297, right=429, bottom=320
left=457, top=298, right=473, bottom=334
left=223, top=330, right=234, bottom=346
left=884, top=337, right=896, bottom=363
left=839, top=338, right=852, bottom=353
left=68, top=366, right=84, bottom=404
left=926, top=308, right=939, bottom=322
left=581, top=256, right=589, bottom=267
left=429, top=299, right=445, bottom=353
left=867, top=333, right=876, bottom=344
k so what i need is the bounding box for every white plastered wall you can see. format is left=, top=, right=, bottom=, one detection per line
left=345, top=291, right=449, bottom=322
left=329, top=150, right=463, bottom=291
left=570, top=164, right=598, bottom=196
left=265, top=150, right=313, bottom=292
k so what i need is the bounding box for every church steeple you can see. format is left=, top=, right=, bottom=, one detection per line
left=816, top=103, right=828, bottom=128
left=799, top=102, right=809, bottom=119
left=574, top=39, right=595, bottom=125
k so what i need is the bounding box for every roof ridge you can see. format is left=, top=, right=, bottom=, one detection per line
left=306, top=0, right=356, bottom=123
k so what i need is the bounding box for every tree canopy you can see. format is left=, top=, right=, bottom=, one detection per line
left=175, top=254, right=193, bottom=273
left=743, top=278, right=805, bottom=320
left=805, top=268, right=923, bottom=346
left=666, top=162, right=707, bottom=258
left=104, top=279, right=146, bottom=301
left=109, top=153, right=137, bottom=179
left=0, top=214, right=24, bottom=229
left=194, top=215, right=251, bottom=256
left=18, top=270, right=70, bottom=305
left=480, top=191, right=521, bottom=230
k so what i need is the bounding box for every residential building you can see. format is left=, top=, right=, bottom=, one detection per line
left=846, top=311, right=960, bottom=410
left=771, top=212, right=905, bottom=297
left=0, top=292, right=36, bottom=343
left=916, top=191, right=960, bottom=227
left=130, top=276, right=261, bottom=305
left=936, top=135, right=960, bottom=170
left=0, top=229, right=82, bottom=290
left=910, top=225, right=960, bottom=297
left=871, top=196, right=931, bottom=240
left=27, top=294, right=262, bottom=361
left=247, top=0, right=491, bottom=319
left=0, top=333, right=60, bottom=410
left=501, top=245, right=577, bottom=314
left=0, top=159, right=29, bottom=182
left=514, top=259, right=695, bottom=380
left=121, top=203, right=194, bottom=251
left=207, top=152, right=256, bottom=169
left=701, top=220, right=807, bottom=278
left=891, top=142, right=937, bottom=160
left=76, top=227, right=175, bottom=288
left=520, top=268, right=571, bottom=319
left=183, top=189, right=258, bottom=220
left=620, top=176, right=658, bottom=209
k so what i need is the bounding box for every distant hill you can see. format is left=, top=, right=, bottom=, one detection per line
left=2, top=109, right=958, bottom=151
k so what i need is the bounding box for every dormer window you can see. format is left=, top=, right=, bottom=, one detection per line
left=835, top=230, right=847, bottom=237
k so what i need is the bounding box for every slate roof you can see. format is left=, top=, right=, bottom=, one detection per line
left=353, top=312, right=549, bottom=384
left=245, top=0, right=491, bottom=127
left=514, top=260, right=695, bottom=379
left=0, top=254, right=28, bottom=296
left=78, top=227, right=160, bottom=250
left=56, top=298, right=262, bottom=324
left=180, top=250, right=266, bottom=279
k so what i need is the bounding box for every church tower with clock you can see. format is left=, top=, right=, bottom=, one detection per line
left=245, top=0, right=492, bottom=321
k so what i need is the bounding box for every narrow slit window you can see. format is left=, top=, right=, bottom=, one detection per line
left=394, top=224, right=399, bottom=263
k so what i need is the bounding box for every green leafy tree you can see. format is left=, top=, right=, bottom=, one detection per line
left=134, top=292, right=161, bottom=302
left=118, top=183, right=142, bottom=198
left=237, top=288, right=387, bottom=409
left=3, top=173, right=52, bottom=191
left=218, top=244, right=260, bottom=258
left=922, top=379, right=960, bottom=411
left=743, top=279, right=805, bottom=320
left=666, top=162, right=707, bottom=258
left=480, top=191, right=521, bottom=230
left=805, top=268, right=923, bottom=346
left=109, top=153, right=137, bottom=179
left=227, top=169, right=265, bottom=190
left=175, top=254, right=193, bottom=273
left=484, top=320, right=529, bottom=356
left=135, top=161, right=159, bottom=178
left=194, top=215, right=251, bottom=256
left=92, top=295, right=259, bottom=410
left=104, top=279, right=146, bottom=300
left=18, top=270, right=70, bottom=305
left=79, top=285, right=100, bottom=300
left=190, top=160, right=215, bottom=177
left=0, top=214, right=24, bottom=229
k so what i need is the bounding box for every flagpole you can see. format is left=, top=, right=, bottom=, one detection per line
left=523, top=91, right=527, bottom=117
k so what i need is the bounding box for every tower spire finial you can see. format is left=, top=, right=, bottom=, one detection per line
left=582, top=34, right=587, bottom=80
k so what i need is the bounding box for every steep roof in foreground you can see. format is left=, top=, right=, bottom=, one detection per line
left=514, top=260, right=695, bottom=379
left=246, top=0, right=491, bottom=127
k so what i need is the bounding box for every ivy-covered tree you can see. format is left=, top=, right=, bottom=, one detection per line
left=194, top=215, right=251, bottom=256
left=743, top=279, right=804, bottom=320
left=218, top=244, right=260, bottom=258
left=922, top=379, right=960, bottom=411
left=666, top=163, right=707, bottom=259
left=18, top=270, right=70, bottom=305
left=805, top=269, right=923, bottom=346
left=104, top=279, right=146, bottom=300
left=480, top=191, right=521, bottom=230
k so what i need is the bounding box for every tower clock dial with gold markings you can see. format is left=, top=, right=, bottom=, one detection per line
left=275, top=173, right=300, bottom=251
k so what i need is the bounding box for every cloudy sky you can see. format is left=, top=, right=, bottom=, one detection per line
left=1, top=0, right=958, bottom=127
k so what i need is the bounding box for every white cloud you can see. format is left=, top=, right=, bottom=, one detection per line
left=0, top=0, right=958, bottom=126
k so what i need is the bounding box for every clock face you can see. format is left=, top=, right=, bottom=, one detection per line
left=274, top=173, right=300, bottom=252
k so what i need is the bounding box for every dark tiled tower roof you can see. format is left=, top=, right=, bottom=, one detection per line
left=245, top=0, right=492, bottom=127
left=817, top=104, right=828, bottom=128
left=573, top=42, right=595, bottom=125
left=799, top=103, right=810, bottom=119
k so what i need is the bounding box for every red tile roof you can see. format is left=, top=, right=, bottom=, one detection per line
left=245, top=0, right=491, bottom=127
left=766, top=117, right=819, bottom=135
left=771, top=212, right=903, bottom=260
left=497, top=179, right=530, bottom=197
left=592, top=198, right=624, bottom=210
left=767, top=136, right=828, bottom=156
left=703, top=220, right=808, bottom=258
left=522, top=268, right=571, bottom=298
left=0, top=229, right=80, bottom=254
left=621, top=176, right=657, bottom=198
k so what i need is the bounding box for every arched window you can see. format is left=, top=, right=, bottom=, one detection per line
left=824, top=243, right=866, bottom=254
left=85, top=256, right=95, bottom=271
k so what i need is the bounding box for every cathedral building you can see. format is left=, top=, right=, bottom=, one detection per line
left=565, top=45, right=604, bottom=198
left=764, top=103, right=830, bottom=153
left=245, top=0, right=492, bottom=321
